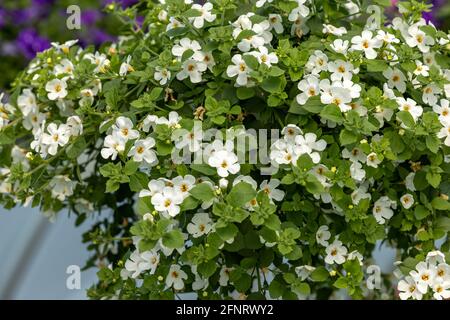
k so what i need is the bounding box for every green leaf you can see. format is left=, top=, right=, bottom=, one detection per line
left=189, top=182, right=215, bottom=202
left=124, top=160, right=140, bottom=175
left=320, top=104, right=344, bottom=123
left=198, top=260, right=217, bottom=278
left=431, top=197, right=450, bottom=211
left=162, top=230, right=185, bottom=248
left=129, top=172, right=149, bottom=192
left=426, top=135, right=440, bottom=153
left=261, top=76, right=283, bottom=93
left=242, top=54, right=259, bottom=70
left=310, top=267, right=329, bottom=282
left=226, top=182, right=256, bottom=207
left=339, top=129, right=358, bottom=146
left=236, top=87, right=255, bottom=100
left=216, top=224, right=238, bottom=241
left=66, top=137, right=86, bottom=159
left=414, top=205, right=430, bottom=220
left=397, top=111, right=415, bottom=128
left=268, top=280, right=285, bottom=298
left=366, top=59, right=389, bottom=72
left=292, top=282, right=310, bottom=296
left=426, top=171, right=441, bottom=188
left=333, top=277, right=348, bottom=289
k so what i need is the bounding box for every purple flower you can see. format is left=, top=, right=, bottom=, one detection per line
left=16, top=29, right=51, bottom=59
left=0, top=8, right=7, bottom=28
left=81, top=9, right=101, bottom=25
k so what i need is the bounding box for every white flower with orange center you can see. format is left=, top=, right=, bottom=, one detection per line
left=187, top=212, right=213, bottom=238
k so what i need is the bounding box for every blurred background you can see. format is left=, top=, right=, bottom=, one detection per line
left=0, top=0, right=448, bottom=299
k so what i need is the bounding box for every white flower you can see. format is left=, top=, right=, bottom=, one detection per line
left=158, top=10, right=168, bottom=21
left=66, top=116, right=83, bottom=137
left=156, top=111, right=181, bottom=128
left=405, top=24, right=435, bottom=53
left=227, top=54, right=252, bottom=86
left=422, top=84, right=440, bottom=106
left=325, top=240, right=347, bottom=264
left=248, top=46, right=278, bottom=67
left=413, top=60, right=429, bottom=77
left=433, top=99, right=450, bottom=125
left=173, top=126, right=203, bottom=152
left=330, top=39, right=349, bottom=55
left=306, top=50, right=328, bottom=75
left=347, top=250, right=364, bottom=265
left=342, top=147, right=366, bottom=163
left=119, top=55, right=134, bottom=76
left=320, top=81, right=352, bottom=112
left=173, top=175, right=196, bottom=196
left=260, top=179, right=285, bottom=202
left=294, top=132, right=327, bottom=163
left=432, top=282, right=450, bottom=300
left=351, top=30, right=382, bottom=59
left=327, top=60, right=354, bottom=81
left=166, top=265, right=188, bottom=290
left=405, top=172, right=416, bottom=192
left=410, top=261, right=436, bottom=294
left=189, top=3, right=216, bottom=29
left=42, top=123, right=70, bottom=155
left=84, top=52, right=110, bottom=73
left=139, top=179, right=165, bottom=198
left=187, top=212, right=213, bottom=238
left=23, top=112, right=46, bottom=133
left=295, top=265, right=316, bottom=281
left=101, top=133, right=125, bottom=160
left=172, top=38, right=202, bottom=59
left=296, top=75, right=319, bottom=105
left=282, top=124, right=302, bottom=141
left=177, top=59, right=207, bottom=83
left=268, top=14, right=283, bottom=34
left=398, top=276, right=423, bottom=300
left=143, top=115, right=159, bottom=132
left=128, top=137, right=157, bottom=164
left=139, top=250, right=160, bottom=275
left=219, top=266, right=233, bottom=286
left=322, top=24, right=347, bottom=36
left=397, top=97, right=423, bottom=122
left=427, top=250, right=447, bottom=266
left=17, top=89, right=37, bottom=116
left=316, top=225, right=331, bottom=247
left=152, top=187, right=184, bottom=217
left=351, top=184, right=371, bottom=205
left=333, top=79, right=361, bottom=99
left=49, top=175, right=75, bottom=201
left=208, top=149, right=240, bottom=177
left=166, top=17, right=185, bottom=32
left=112, top=116, right=140, bottom=141
left=437, top=122, right=450, bottom=146
left=54, top=59, right=74, bottom=77
left=400, top=193, right=414, bottom=209
left=288, top=1, right=310, bottom=21
left=45, top=79, right=68, bottom=101
left=366, top=152, right=381, bottom=168
left=256, top=0, right=273, bottom=8
left=376, top=30, right=399, bottom=44
left=373, top=196, right=395, bottom=224
left=350, top=161, right=365, bottom=182
left=51, top=40, right=78, bottom=54
left=383, top=68, right=406, bottom=93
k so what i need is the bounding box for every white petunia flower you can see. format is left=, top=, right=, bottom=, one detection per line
left=54, top=59, right=74, bottom=78
left=189, top=3, right=216, bottom=29
left=260, top=179, right=285, bottom=202
left=119, top=55, right=134, bottom=76
left=172, top=175, right=196, bottom=197
left=45, top=79, right=68, bottom=101
left=400, top=193, right=414, bottom=209
left=268, top=14, right=283, bottom=34
left=433, top=99, right=450, bottom=125
left=166, top=17, right=185, bottom=32
left=351, top=30, right=382, bottom=59
left=410, top=261, right=436, bottom=294
left=383, top=68, right=406, bottom=93
left=330, top=39, right=349, bottom=55
left=208, top=149, right=240, bottom=177
left=405, top=24, right=435, bottom=53
left=176, top=59, right=207, bottom=83
left=227, top=54, right=252, bottom=87
left=166, top=265, right=188, bottom=290
left=151, top=187, right=184, bottom=217
left=112, top=116, right=140, bottom=141
left=413, top=60, right=429, bottom=77
left=325, top=239, right=348, bottom=264
left=154, top=67, right=171, bottom=85
left=171, top=38, right=202, bottom=59
left=316, top=225, right=331, bottom=247
left=437, top=122, right=450, bottom=146
left=128, top=137, right=157, bottom=164
left=422, top=84, right=440, bottom=106
left=17, top=89, right=38, bottom=116
left=187, top=212, right=213, bottom=238
left=373, top=196, right=395, bottom=224
left=396, top=97, right=423, bottom=122
left=248, top=46, right=278, bottom=67
left=398, top=276, right=423, bottom=300
left=42, top=123, right=70, bottom=155
left=322, top=24, right=347, bottom=36
left=327, top=60, right=355, bottom=81
left=366, top=152, right=381, bottom=168
left=306, top=50, right=328, bottom=75
left=296, top=75, right=319, bottom=105
left=350, top=161, right=365, bottom=182
left=101, top=133, right=126, bottom=160
left=139, top=179, right=165, bottom=198
left=49, top=175, right=75, bottom=201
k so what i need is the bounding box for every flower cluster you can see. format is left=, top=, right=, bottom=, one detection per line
left=0, top=0, right=449, bottom=301
left=397, top=250, right=450, bottom=300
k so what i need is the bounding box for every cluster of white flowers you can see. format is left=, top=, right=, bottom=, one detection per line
left=398, top=251, right=450, bottom=300
left=139, top=175, right=197, bottom=217
left=270, top=124, right=327, bottom=165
